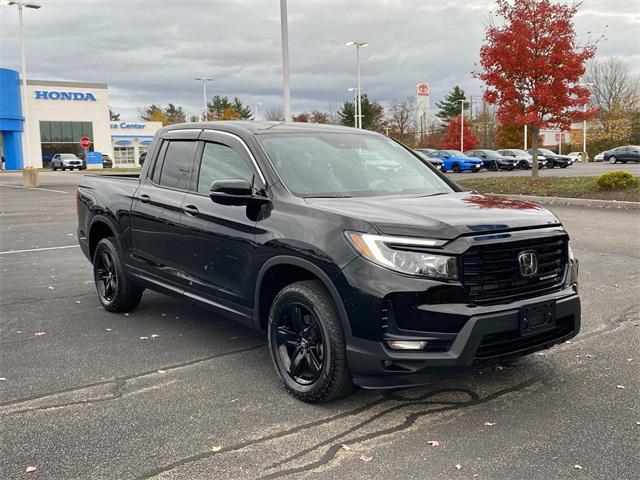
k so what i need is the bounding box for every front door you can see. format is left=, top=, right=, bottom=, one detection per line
left=130, top=135, right=198, bottom=288
left=179, top=131, right=266, bottom=318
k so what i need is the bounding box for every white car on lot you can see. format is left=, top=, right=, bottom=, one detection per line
left=594, top=152, right=605, bottom=162
left=51, top=153, right=84, bottom=171
left=567, top=152, right=583, bottom=163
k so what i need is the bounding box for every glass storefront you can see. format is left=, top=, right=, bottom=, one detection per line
left=40, top=121, right=93, bottom=167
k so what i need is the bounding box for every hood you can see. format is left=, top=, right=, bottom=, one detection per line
left=306, top=191, right=560, bottom=239
left=453, top=156, right=482, bottom=163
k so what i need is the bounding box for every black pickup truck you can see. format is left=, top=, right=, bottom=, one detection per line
left=77, top=121, right=580, bottom=402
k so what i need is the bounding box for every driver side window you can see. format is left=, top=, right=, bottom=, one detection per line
left=197, top=142, right=255, bottom=194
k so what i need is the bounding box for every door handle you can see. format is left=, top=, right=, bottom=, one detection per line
left=139, top=194, right=151, bottom=203
left=182, top=205, right=200, bottom=216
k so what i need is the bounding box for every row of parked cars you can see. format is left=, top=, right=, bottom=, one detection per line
left=593, top=145, right=640, bottom=163
left=413, top=148, right=575, bottom=173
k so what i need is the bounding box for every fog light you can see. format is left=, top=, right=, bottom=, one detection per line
left=387, top=340, right=428, bottom=350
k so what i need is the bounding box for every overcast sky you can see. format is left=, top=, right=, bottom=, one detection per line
left=1, top=0, right=638, bottom=120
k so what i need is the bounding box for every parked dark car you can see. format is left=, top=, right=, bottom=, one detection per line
left=465, top=149, right=516, bottom=171
left=604, top=145, right=640, bottom=164
left=413, top=149, right=443, bottom=169
left=102, top=154, right=114, bottom=169
left=496, top=149, right=545, bottom=170
left=77, top=122, right=581, bottom=402
left=528, top=149, right=571, bottom=168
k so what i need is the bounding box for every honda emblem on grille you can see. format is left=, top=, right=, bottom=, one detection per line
left=518, top=251, right=538, bottom=277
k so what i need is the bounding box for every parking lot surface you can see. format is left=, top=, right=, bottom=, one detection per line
left=1, top=172, right=639, bottom=480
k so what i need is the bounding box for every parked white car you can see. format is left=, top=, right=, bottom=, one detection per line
left=51, top=153, right=84, bottom=171
left=594, top=152, right=605, bottom=162
left=567, top=152, right=583, bottom=163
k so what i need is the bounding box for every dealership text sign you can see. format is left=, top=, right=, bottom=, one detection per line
left=110, top=123, right=146, bottom=130
left=34, top=91, right=97, bottom=101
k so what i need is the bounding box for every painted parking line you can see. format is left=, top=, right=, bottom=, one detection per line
left=0, top=245, right=79, bottom=255
left=0, top=184, right=70, bottom=194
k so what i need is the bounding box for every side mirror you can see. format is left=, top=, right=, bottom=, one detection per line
left=209, top=178, right=269, bottom=206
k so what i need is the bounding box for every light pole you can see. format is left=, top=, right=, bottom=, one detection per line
left=255, top=101, right=263, bottom=121
left=194, top=77, right=212, bottom=121
left=346, top=41, right=370, bottom=129
left=2, top=0, right=41, bottom=179
left=347, top=88, right=358, bottom=128
left=280, top=0, right=292, bottom=121
left=579, top=82, right=594, bottom=161
left=524, top=125, right=528, bottom=150
left=457, top=99, right=469, bottom=152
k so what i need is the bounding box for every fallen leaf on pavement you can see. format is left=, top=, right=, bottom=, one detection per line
left=25, top=466, right=37, bottom=473
left=359, top=454, right=373, bottom=462
left=574, top=465, right=583, bottom=470
left=151, top=334, right=159, bottom=338
left=105, top=328, right=112, bottom=332
left=139, top=336, right=149, bottom=340
left=494, top=365, right=504, bottom=371
left=585, top=354, right=593, bottom=358
left=427, top=440, right=440, bottom=447
left=341, top=444, right=352, bottom=451
left=211, top=446, right=222, bottom=452
left=75, top=300, right=81, bottom=304
left=455, top=464, right=462, bottom=470
left=616, top=385, right=625, bottom=389
left=47, top=286, right=54, bottom=290
left=157, top=369, right=166, bottom=374
left=34, top=332, right=46, bottom=336
left=0, top=377, right=6, bottom=381
left=484, top=422, right=496, bottom=426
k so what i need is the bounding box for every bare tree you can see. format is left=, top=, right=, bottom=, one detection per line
left=264, top=108, right=285, bottom=121
left=584, top=57, right=640, bottom=143
left=387, top=97, right=416, bottom=138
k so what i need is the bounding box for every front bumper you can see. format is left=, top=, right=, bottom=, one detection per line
left=347, top=292, right=579, bottom=388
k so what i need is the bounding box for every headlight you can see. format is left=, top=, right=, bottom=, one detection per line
left=345, top=231, right=457, bottom=279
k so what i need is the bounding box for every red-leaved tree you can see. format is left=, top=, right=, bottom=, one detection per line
left=476, top=0, right=599, bottom=177
left=441, top=116, right=478, bottom=151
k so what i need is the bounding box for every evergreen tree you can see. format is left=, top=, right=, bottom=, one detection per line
left=338, top=94, right=384, bottom=131
left=207, top=96, right=253, bottom=120
left=164, top=103, right=186, bottom=124
left=435, top=86, right=467, bottom=123
left=109, top=108, right=120, bottom=121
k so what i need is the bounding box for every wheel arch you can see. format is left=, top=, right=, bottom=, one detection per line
left=253, top=256, right=352, bottom=337
left=88, top=216, right=119, bottom=261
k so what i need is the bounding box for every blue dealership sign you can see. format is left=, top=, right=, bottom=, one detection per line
left=85, top=151, right=102, bottom=164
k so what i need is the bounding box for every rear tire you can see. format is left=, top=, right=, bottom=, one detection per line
left=268, top=280, right=353, bottom=403
left=93, top=237, right=144, bottom=312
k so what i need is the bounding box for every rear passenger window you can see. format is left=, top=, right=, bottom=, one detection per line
left=158, top=141, right=196, bottom=189
left=197, top=142, right=255, bottom=193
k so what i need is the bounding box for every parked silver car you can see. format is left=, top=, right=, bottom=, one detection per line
left=51, top=153, right=84, bottom=171
left=496, top=149, right=546, bottom=169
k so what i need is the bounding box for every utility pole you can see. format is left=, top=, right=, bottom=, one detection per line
left=194, top=77, right=212, bottom=121
left=458, top=99, right=469, bottom=152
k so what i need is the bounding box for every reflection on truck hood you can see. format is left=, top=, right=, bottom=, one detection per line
left=306, top=191, right=560, bottom=239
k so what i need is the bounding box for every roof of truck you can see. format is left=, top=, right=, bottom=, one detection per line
left=160, top=121, right=377, bottom=136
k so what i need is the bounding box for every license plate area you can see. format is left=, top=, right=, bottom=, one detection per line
left=520, top=300, right=556, bottom=336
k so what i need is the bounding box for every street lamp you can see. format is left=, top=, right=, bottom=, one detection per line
left=280, top=0, right=292, bottom=121
left=2, top=0, right=41, bottom=179
left=579, top=82, right=595, bottom=161
left=254, top=101, right=263, bottom=121
left=194, top=77, right=213, bottom=121
left=347, top=88, right=358, bottom=128
left=457, top=99, right=470, bottom=152
left=346, top=41, right=370, bottom=129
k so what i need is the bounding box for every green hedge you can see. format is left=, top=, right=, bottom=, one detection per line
left=595, top=170, right=638, bottom=191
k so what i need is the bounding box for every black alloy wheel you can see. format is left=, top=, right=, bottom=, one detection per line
left=519, top=160, right=529, bottom=169
left=95, top=250, right=118, bottom=303
left=274, top=303, right=325, bottom=385
left=268, top=280, right=353, bottom=402
left=452, top=163, right=461, bottom=173
left=92, top=237, right=144, bottom=312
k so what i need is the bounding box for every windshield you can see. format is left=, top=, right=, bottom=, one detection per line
left=259, top=133, right=453, bottom=198
left=510, top=149, right=530, bottom=156
left=444, top=150, right=465, bottom=157
left=539, top=149, right=555, bottom=155
left=61, top=154, right=78, bottom=159
left=480, top=150, right=500, bottom=159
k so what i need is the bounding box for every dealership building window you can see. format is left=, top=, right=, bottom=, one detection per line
left=113, top=146, right=135, bottom=164
left=40, top=121, right=93, bottom=167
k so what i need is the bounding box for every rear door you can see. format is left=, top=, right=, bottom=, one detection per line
left=129, top=129, right=200, bottom=288
left=179, top=130, right=266, bottom=319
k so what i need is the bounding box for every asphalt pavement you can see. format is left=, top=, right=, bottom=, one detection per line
left=1, top=171, right=638, bottom=480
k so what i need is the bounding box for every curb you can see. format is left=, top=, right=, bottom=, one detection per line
left=498, top=194, right=640, bottom=210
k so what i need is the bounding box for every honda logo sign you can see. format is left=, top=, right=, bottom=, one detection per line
left=518, top=251, right=538, bottom=277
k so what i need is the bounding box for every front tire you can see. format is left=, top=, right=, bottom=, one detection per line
left=519, top=160, right=529, bottom=170
left=452, top=163, right=461, bottom=173
left=268, top=280, right=353, bottom=403
left=93, top=237, right=144, bottom=312
left=609, top=156, right=617, bottom=164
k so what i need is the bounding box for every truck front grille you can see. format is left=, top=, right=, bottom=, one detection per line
left=461, top=235, right=568, bottom=304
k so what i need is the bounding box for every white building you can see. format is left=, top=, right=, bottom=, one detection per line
left=0, top=68, right=162, bottom=169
